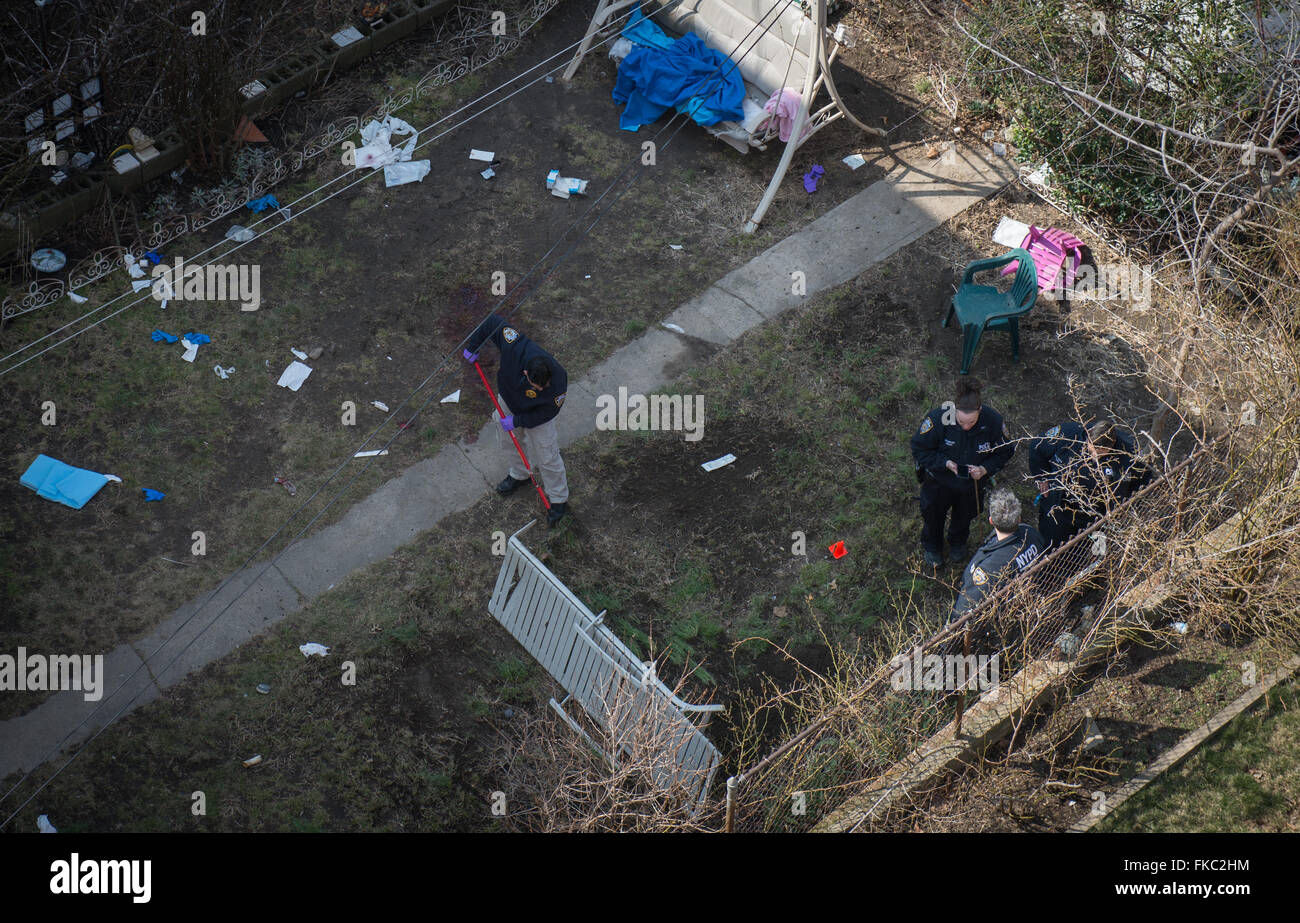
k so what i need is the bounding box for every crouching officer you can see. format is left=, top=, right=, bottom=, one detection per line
left=1028, top=418, right=1150, bottom=547
left=463, top=313, right=570, bottom=526
left=911, top=378, right=1015, bottom=567
left=950, top=488, right=1045, bottom=623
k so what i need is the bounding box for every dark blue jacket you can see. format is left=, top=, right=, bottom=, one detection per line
left=951, top=523, right=1046, bottom=618
left=1028, top=420, right=1149, bottom=500
left=910, top=404, right=1014, bottom=490
left=467, top=315, right=568, bottom=429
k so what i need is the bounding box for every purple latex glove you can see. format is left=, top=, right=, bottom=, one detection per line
left=500, top=415, right=515, bottom=433
left=803, top=164, right=825, bottom=194
left=463, top=348, right=479, bottom=363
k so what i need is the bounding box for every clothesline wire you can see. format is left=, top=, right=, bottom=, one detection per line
left=0, top=0, right=804, bottom=829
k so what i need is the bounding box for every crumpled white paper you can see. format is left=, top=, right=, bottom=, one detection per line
left=277, top=360, right=313, bottom=391
left=355, top=116, right=418, bottom=169
left=299, top=642, right=329, bottom=658
left=180, top=338, right=200, bottom=363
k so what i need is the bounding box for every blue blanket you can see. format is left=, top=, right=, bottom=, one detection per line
left=613, top=11, right=745, bottom=131
left=20, top=454, right=111, bottom=509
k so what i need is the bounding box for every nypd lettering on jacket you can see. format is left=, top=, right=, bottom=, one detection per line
left=466, top=314, right=568, bottom=428
left=952, top=523, right=1046, bottom=618
left=910, top=403, right=1015, bottom=489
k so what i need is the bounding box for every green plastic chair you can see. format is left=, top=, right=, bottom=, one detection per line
left=943, top=247, right=1039, bottom=375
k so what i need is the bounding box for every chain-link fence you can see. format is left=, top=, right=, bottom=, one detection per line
left=719, top=438, right=1238, bottom=832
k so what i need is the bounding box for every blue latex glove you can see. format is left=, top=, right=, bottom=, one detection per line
left=463, top=348, right=479, bottom=364
left=182, top=332, right=211, bottom=345
left=500, top=415, right=515, bottom=433
left=142, top=488, right=166, bottom=501
left=803, top=164, right=825, bottom=194
left=151, top=330, right=178, bottom=343
left=246, top=194, right=281, bottom=213
left=144, top=250, right=163, bottom=265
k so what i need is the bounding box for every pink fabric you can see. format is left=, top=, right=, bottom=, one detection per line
left=762, top=88, right=808, bottom=143
left=1002, top=226, right=1085, bottom=291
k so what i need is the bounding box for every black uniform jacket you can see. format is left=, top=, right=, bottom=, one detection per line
left=911, top=404, right=1015, bottom=490
left=467, top=314, right=568, bottom=429
left=1027, top=420, right=1150, bottom=504
left=952, top=523, right=1046, bottom=618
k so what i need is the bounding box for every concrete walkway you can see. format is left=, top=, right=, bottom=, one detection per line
left=0, top=143, right=1014, bottom=781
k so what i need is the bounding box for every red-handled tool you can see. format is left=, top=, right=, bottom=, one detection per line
left=471, top=359, right=550, bottom=510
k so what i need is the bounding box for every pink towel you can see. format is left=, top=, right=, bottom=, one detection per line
left=762, top=88, right=809, bottom=143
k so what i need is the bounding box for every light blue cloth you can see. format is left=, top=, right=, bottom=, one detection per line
left=613, top=5, right=745, bottom=131
left=20, top=455, right=111, bottom=509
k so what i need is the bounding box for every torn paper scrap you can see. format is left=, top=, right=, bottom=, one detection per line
left=371, top=401, right=389, bottom=412
left=384, top=160, right=430, bottom=186
left=354, top=449, right=389, bottom=457
left=842, top=153, right=866, bottom=170
left=291, top=348, right=308, bottom=360
left=701, top=453, right=737, bottom=472
left=480, top=167, right=495, bottom=180
left=300, top=643, right=329, bottom=657
left=661, top=322, right=685, bottom=334
left=469, top=149, right=495, bottom=162
left=277, top=361, right=313, bottom=391
left=669, top=244, right=683, bottom=251
left=440, top=389, right=461, bottom=404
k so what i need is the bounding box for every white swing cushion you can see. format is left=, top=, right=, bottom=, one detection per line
left=646, top=0, right=814, bottom=100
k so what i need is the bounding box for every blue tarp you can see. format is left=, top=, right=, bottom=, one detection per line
left=614, top=6, right=745, bottom=131
left=20, top=454, right=111, bottom=509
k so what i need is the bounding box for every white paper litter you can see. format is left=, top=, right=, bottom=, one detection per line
left=546, top=170, right=589, bottom=198
left=842, top=153, right=867, bottom=170
left=354, top=449, right=390, bottom=458
left=993, top=216, right=1031, bottom=249
left=68, top=291, right=87, bottom=304
left=669, top=244, right=683, bottom=251
left=214, top=365, right=235, bottom=379
left=332, top=26, right=363, bottom=46
left=480, top=167, right=495, bottom=180
left=661, top=322, right=685, bottom=334
left=609, top=37, right=634, bottom=62
left=131, top=279, right=152, bottom=293
left=355, top=116, right=418, bottom=169
left=291, top=348, right=308, bottom=360
left=440, top=389, right=461, bottom=404
left=701, top=453, right=737, bottom=472
left=277, top=360, right=313, bottom=391
left=992, top=142, right=1007, bottom=156
left=299, top=642, right=329, bottom=657
left=371, top=401, right=389, bottom=412
left=384, top=160, right=430, bottom=186
left=180, top=338, right=200, bottom=363
left=469, top=149, right=495, bottom=162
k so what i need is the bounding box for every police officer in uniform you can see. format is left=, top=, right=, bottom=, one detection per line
left=1028, top=419, right=1150, bottom=547
left=464, top=314, right=570, bottom=525
left=950, top=488, right=1046, bottom=622
left=911, top=378, right=1015, bottom=567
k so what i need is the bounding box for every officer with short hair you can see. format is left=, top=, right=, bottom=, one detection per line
left=1028, top=419, right=1149, bottom=547
left=950, top=488, right=1046, bottom=622
left=911, top=378, right=1015, bottom=567
left=464, top=314, right=570, bottom=525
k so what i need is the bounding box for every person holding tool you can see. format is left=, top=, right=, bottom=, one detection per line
left=463, top=314, right=570, bottom=526
left=910, top=378, right=1015, bottom=568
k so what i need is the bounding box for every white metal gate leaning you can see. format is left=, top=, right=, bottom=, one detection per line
left=488, top=521, right=724, bottom=811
